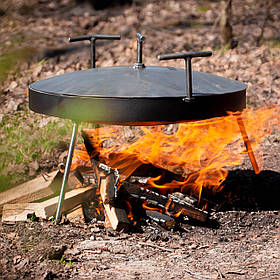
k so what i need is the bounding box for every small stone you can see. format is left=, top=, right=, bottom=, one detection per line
left=7, top=100, right=19, bottom=111
left=7, top=81, right=18, bottom=91
left=28, top=161, right=39, bottom=176
left=5, top=41, right=11, bottom=47
left=188, top=243, right=198, bottom=250
left=15, top=257, right=29, bottom=270
left=169, top=243, right=181, bottom=249
left=13, top=255, right=21, bottom=265
left=91, top=227, right=101, bottom=233
left=32, top=65, right=42, bottom=78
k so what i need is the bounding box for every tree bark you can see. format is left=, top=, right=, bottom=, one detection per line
left=220, top=0, right=233, bottom=47
left=256, top=0, right=274, bottom=46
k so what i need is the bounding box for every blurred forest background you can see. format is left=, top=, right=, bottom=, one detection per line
left=0, top=0, right=279, bottom=191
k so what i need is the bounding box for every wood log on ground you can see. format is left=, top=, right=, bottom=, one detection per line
left=66, top=205, right=85, bottom=223
left=0, top=171, right=60, bottom=214
left=97, top=167, right=129, bottom=231
left=2, top=186, right=96, bottom=222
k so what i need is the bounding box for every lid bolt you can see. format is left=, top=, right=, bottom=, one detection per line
left=134, top=33, right=145, bottom=69
left=69, top=34, right=121, bottom=68
left=158, top=51, right=212, bottom=102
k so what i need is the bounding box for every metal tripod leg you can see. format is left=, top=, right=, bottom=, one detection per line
left=236, top=115, right=260, bottom=174
left=55, top=122, right=79, bottom=224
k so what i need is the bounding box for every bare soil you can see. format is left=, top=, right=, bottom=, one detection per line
left=0, top=0, right=280, bottom=279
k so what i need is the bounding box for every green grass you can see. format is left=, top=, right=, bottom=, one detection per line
left=0, top=108, right=96, bottom=192
left=264, top=38, right=280, bottom=49
left=0, top=47, right=34, bottom=85
left=0, top=110, right=74, bottom=191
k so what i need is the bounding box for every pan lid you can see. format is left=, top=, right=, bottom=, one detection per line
left=29, top=65, right=247, bottom=99
left=28, top=33, right=247, bottom=124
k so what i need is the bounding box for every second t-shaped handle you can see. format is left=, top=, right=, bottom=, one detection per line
left=69, top=34, right=121, bottom=68
left=158, top=51, right=212, bottom=101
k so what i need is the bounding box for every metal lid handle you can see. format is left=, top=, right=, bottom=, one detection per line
left=158, top=51, right=212, bottom=101
left=69, top=34, right=121, bottom=68
left=134, top=33, right=146, bottom=69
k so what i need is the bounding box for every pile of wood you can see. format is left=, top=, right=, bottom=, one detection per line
left=0, top=170, right=96, bottom=223
left=1, top=158, right=209, bottom=231
left=90, top=160, right=208, bottom=231
left=1, top=127, right=210, bottom=229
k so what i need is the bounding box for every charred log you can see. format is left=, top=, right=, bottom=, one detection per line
left=145, top=210, right=176, bottom=230
left=120, top=182, right=208, bottom=222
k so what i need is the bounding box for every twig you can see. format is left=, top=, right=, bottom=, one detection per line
left=41, top=173, right=49, bottom=182
left=226, top=271, right=245, bottom=275
left=215, top=267, right=226, bottom=279
left=185, top=270, right=213, bottom=280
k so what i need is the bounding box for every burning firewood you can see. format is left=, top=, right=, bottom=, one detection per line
left=95, top=162, right=129, bottom=231
left=88, top=160, right=208, bottom=230
left=120, top=182, right=208, bottom=222
left=145, top=210, right=176, bottom=229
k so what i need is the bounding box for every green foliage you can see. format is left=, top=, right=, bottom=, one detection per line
left=0, top=47, right=34, bottom=85
left=193, top=23, right=202, bottom=28
left=0, top=111, right=73, bottom=191
left=265, top=39, right=280, bottom=49
left=215, top=44, right=230, bottom=56
left=196, top=5, right=210, bottom=13
left=28, top=213, right=38, bottom=222
left=57, top=256, right=73, bottom=266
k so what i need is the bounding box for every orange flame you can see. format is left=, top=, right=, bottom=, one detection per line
left=71, top=144, right=91, bottom=171
left=142, top=201, right=163, bottom=213
left=125, top=200, right=137, bottom=225
left=164, top=198, right=182, bottom=218
left=72, top=105, right=280, bottom=201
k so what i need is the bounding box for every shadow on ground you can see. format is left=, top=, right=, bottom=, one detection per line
left=215, top=169, right=280, bottom=211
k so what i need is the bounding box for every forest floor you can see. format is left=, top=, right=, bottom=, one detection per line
left=0, top=0, right=279, bottom=279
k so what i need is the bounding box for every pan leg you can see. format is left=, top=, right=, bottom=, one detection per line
left=54, top=122, right=79, bottom=224
left=236, top=115, right=260, bottom=174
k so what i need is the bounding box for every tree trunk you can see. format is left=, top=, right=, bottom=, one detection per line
left=220, top=0, right=233, bottom=47
left=256, top=0, right=274, bottom=46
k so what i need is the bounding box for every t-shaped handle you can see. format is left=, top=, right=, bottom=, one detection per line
left=69, top=34, right=121, bottom=68
left=158, top=51, right=212, bottom=101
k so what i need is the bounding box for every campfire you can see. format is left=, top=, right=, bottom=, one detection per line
left=70, top=105, right=280, bottom=230
left=26, top=33, right=280, bottom=228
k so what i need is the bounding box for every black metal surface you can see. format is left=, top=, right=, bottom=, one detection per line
left=158, top=51, right=212, bottom=101
left=29, top=65, right=247, bottom=124
left=69, top=34, right=121, bottom=68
